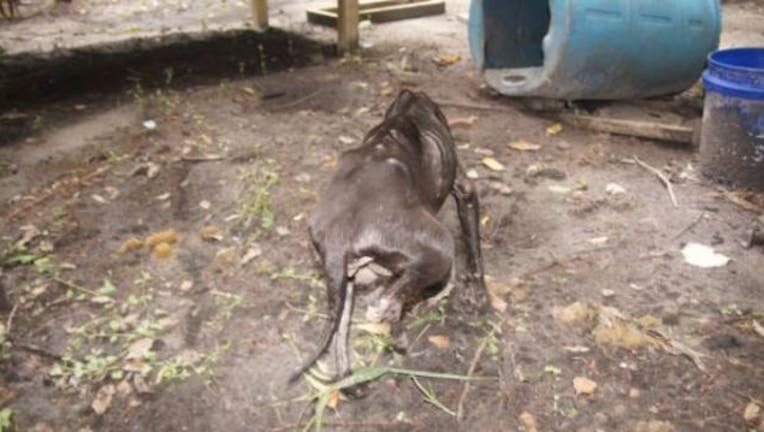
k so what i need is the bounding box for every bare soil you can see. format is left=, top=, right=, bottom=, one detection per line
left=1, top=1, right=763, bottom=432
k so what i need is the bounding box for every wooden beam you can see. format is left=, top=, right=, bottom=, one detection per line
left=560, top=113, right=696, bottom=144
left=250, top=0, right=268, bottom=30
left=337, top=0, right=359, bottom=54
left=307, top=0, right=445, bottom=27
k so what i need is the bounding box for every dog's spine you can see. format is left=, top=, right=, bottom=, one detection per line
left=288, top=252, right=348, bottom=383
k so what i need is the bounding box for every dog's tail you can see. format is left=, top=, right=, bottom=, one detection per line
left=288, top=252, right=348, bottom=383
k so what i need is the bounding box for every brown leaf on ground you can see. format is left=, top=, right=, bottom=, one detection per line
left=508, top=140, right=542, bottom=152
left=151, top=242, right=173, bottom=260
left=448, top=115, right=477, bottom=129
left=146, top=229, right=178, bottom=247
left=117, top=237, right=144, bottom=254
left=573, top=376, right=597, bottom=395
left=125, top=338, right=154, bottom=360
left=91, top=384, right=116, bottom=415
left=482, top=157, right=505, bottom=172
left=518, top=411, right=538, bottom=432
left=635, top=420, right=677, bottom=432
left=327, top=389, right=340, bottom=410
left=199, top=225, right=223, bottom=241
left=546, top=123, right=564, bottom=136
left=434, top=53, right=461, bottom=66
left=744, top=402, right=761, bottom=423
left=593, top=307, right=655, bottom=350
left=553, top=302, right=594, bottom=324
left=427, top=335, right=450, bottom=350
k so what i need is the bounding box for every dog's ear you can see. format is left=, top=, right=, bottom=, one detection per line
left=385, top=89, right=416, bottom=119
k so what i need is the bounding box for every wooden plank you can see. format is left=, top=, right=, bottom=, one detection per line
left=560, top=113, right=696, bottom=144
left=250, top=0, right=268, bottom=30
left=337, top=0, right=359, bottom=54
left=308, top=0, right=445, bottom=27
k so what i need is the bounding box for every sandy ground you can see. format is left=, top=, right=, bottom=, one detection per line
left=1, top=1, right=763, bottom=432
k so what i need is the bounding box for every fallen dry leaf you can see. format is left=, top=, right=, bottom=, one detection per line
left=593, top=306, right=655, bottom=350
left=338, top=135, right=354, bottom=145
left=146, top=229, right=178, bottom=247
left=573, top=376, right=597, bottom=395
left=482, top=157, right=505, bottom=172
left=434, top=53, right=461, bottom=66
left=327, top=389, right=341, bottom=410
left=635, top=420, right=677, bottom=432
left=241, top=245, right=263, bottom=265
left=753, top=320, right=764, bottom=338
left=117, top=237, right=144, bottom=254
left=553, top=302, right=594, bottom=324
left=115, top=380, right=133, bottom=398
left=214, top=247, right=238, bottom=266
left=744, top=402, right=761, bottom=422
left=518, top=411, right=538, bottom=432
left=428, top=335, right=450, bottom=350
left=125, top=338, right=154, bottom=360
left=152, top=243, right=173, bottom=260
left=546, top=123, right=564, bottom=136
left=91, top=384, right=116, bottom=415
left=588, top=236, right=609, bottom=245
left=356, top=322, right=391, bottom=336
left=548, top=185, right=571, bottom=194
left=200, top=226, right=223, bottom=241
left=448, top=115, right=478, bottom=129
left=508, top=140, right=541, bottom=151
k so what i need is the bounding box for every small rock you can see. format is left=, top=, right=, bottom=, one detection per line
left=276, top=226, right=291, bottom=237
left=629, top=388, right=641, bottom=399
left=601, top=289, right=615, bottom=298
left=143, top=120, right=157, bottom=130
left=179, top=280, right=193, bottom=292
left=199, top=200, right=211, bottom=210
left=466, top=169, right=479, bottom=179
left=605, top=183, right=627, bottom=195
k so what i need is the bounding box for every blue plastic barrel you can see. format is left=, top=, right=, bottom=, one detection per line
left=468, top=0, right=721, bottom=100
left=700, top=47, right=764, bottom=189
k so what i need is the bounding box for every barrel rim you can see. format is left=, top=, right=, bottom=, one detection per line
left=707, top=47, right=764, bottom=74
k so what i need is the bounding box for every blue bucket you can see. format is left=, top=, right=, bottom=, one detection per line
left=700, top=47, right=764, bottom=189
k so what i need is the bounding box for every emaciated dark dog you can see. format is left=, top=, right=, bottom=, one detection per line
left=290, top=90, right=487, bottom=382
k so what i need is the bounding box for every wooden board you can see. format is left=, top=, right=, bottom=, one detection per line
left=560, top=113, right=697, bottom=144
left=307, top=0, right=445, bottom=27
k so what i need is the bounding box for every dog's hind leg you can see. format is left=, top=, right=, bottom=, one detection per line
left=452, top=169, right=488, bottom=308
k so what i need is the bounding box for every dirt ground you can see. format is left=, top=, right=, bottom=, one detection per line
left=1, top=1, right=764, bottom=432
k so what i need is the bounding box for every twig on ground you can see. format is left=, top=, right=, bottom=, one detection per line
left=269, top=421, right=408, bottom=431
left=10, top=340, right=63, bottom=361
left=180, top=154, right=225, bottom=162
left=52, top=277, right=102, bottom=298
left=5, top=164, right=110, bottom=221
left=672, top=212, right=705, bottom=240
left=456, top=335, right=490, bottom=421
left=271, top=89, right=322, bottom=111
left=5, top=303, right=18, bottom=333
left=632, top=155, right=679, bottom=207
left=436, top=100, right=513, bottom=113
